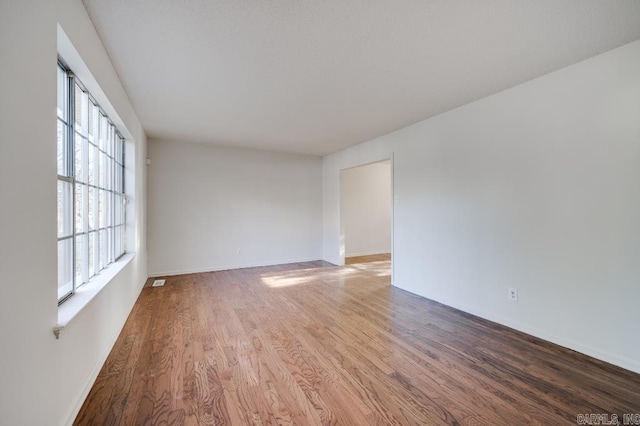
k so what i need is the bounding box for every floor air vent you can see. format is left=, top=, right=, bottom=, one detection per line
left=151, top=279, right=166, bottom=287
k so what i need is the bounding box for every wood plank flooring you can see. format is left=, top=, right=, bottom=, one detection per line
left=345, top=253, right=391, bottom=264
left=75, top=260, right=640, bottom=425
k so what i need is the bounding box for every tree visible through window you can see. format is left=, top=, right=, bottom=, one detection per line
left=57, top=62, right=126, bottom=303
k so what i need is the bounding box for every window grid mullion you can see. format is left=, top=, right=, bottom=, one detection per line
left=111, top=130, right=115, bottom=262
left=58, top=61, right=126, bottom=305
left=93, top=113, right=100, bottom=278
left=82, top=122, right=90, bottom=285
left=67, top=73, right=77, bottom=297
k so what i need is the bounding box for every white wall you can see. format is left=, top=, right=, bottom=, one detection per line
left=0, top=1, right=147, bottom=425
left=341, top=161, right=391, bottom=257
left=147, top=139, right=322, bottom=276
left=323, top=40, right=640, bottom=374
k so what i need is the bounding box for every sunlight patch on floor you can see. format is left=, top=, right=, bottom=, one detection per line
left=261, top=267, right=357, bottom=288
left=260, top=274, right=317, bottom=288
left=260, top=261, right=391, bottom=288
left=349, top=261, right=391, bottom=277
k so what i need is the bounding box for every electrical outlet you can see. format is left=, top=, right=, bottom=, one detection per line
left=508, top=287, right=518, bottom=302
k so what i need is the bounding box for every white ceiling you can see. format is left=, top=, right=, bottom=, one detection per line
left=82, top=0, right=640, bottom=156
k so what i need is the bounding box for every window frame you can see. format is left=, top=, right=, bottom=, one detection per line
left=57, top=59, right=126, bottom=305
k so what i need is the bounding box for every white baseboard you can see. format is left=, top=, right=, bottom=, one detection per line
left=393, top=282, right=640, bottom=375
left=345, top=250, right=391, bottom=257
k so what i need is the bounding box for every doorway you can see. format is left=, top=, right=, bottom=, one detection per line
left=340, top=159, right=393, bottom=271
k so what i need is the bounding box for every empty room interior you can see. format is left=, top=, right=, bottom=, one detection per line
left=2, top=0, right=640, bottom=425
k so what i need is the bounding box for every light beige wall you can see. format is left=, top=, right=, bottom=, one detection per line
left=147, top=139, right=322, bottom=276
left=324, top=40, right=640, bottom=374
left=0, top=1, right=147, bottom=424
left=341, top=161, right=391, bottom=257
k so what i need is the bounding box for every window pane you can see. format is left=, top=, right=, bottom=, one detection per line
left=106, top=192, right=113, bottom=228
left=114, top=226, right=122, bottom=258
left=120, top=163, right=125, bottom=193
left=88, top=102, right=97, bottom=143
left=57, top=66, right=67, bottom=120
left=58, top=238, right=73, bottom=300
left=114, top=136, right=122, bottom=165
left=75, top=183, right=87, bottom=234
left=74, top=85, right=88, bottom=136
left=112, top=129, right=117, bottom=159
left=106, top=124, right=113, bottom=157
left=75, top=233, right=87, bottom=286
left=99, top=152, right=108, bottom=189
left=119, top=137, right=125, bottom=165
left=57, top=180, right=73, bottom=238
left=111, top=126, right=116, bottom=158
left=75, top=134, right=88, bottom=183
left=120, top=195, right=125, bottom=225
left=114, top=163, right=120, bottom=194
left=88, top=186, right=97, bottom=231
left=107, top=227, right=113, bottom=264
left=99, top=189, right=106, bottom=229
left=103, top=154, right=110, bottom=191
left=99, top=114, right=108, bottom=152
left=89, top=231, right=96, bottom=278
left=120, top=225, right=126, bottom=257
left=58, top=66, right=126, bottom=304
left=57, top=120, right=68, bottom=176
left=88, top=143, right=97, bottom=186
left=114, top=194, right=123, bottom=226
left=120, top=165, right=124, bottom=193
left=81, top=91, right=89, bottom=134
left=107, top=156, right=113, bottom=191
left=74, top=85, right=81, bottom=131
left=99, top=229, right=108, bottom=270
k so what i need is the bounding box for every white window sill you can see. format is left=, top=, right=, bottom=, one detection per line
left=53, top=252, right=136, bottom=339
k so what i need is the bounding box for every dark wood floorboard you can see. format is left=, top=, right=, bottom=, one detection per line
left=74, top=260, right=640, bottom=425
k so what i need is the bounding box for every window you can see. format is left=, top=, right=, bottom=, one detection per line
left=57, top=61, right=126, bottom=304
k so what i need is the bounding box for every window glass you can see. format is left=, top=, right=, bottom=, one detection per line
left=58, top=239, right=73, bottom=300
left=57, top=180, right=73, bottom=238
left=57, top=63, right=126, bottom=304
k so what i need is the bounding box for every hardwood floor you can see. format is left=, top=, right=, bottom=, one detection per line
left=345, top=253, right=391, bottom=264
left=75, top=260, right=640, bottom=425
